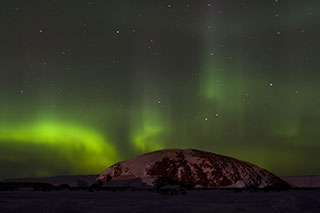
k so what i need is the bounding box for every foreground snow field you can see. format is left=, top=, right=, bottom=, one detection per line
left=0, top=189, right=320, bottom=212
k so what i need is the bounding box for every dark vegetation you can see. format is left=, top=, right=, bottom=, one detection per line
left=0, top=181, right=310, bottom=196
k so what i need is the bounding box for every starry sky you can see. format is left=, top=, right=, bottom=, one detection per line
left=1, top=0, right=320, bottom=179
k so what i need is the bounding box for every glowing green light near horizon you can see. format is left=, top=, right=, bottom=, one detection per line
left=0, top=121, right=119, bottom=175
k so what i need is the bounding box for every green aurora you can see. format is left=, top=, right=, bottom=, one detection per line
left=0, top=0, right=320, bottom=178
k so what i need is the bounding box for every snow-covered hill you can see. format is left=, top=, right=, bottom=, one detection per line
left=97, top=149, right=290, bottom=188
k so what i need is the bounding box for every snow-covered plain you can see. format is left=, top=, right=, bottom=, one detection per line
left=1, top=189, right=320, bottom=212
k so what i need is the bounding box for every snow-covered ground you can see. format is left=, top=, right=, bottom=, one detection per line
left=0, top=189, right=320, bottom=212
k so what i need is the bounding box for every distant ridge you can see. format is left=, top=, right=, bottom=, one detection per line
left=281, top=176, right=320, bottom=188
left=1, top=175, right=319, bottom=188
left=2, top=175, right=97, bottom=187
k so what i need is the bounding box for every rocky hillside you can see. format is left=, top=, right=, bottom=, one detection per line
left=97, top=149, right=290, bottom=188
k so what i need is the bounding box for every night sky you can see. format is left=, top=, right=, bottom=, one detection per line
left=1, top=0, right=320, bottom=178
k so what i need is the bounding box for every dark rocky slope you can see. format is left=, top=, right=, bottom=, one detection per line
left=97, top=149, right=290, bottom=189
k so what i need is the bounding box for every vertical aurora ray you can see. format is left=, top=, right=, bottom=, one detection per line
left=198, top=10, right=249, bottom=144
left=130, top=83, right=168, bottom=152
left=131, top=109, right=166, bottom=152
left=200, top=57, right=224, bottom=102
